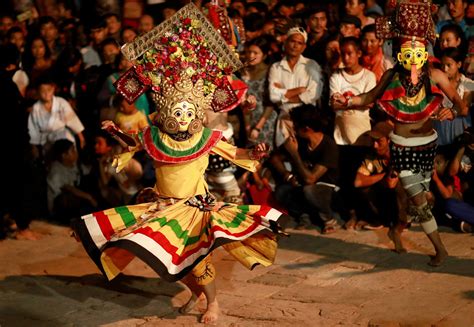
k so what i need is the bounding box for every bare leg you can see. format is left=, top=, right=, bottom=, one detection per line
left=411, top=192, right=448, bottom=266
left=179, top=275, right=202, bottom=314
left=426, top=231, right=448, bottom=266
left=200, top=280, right=219, bottom=325
left=388, top=221, right=407, bottom=254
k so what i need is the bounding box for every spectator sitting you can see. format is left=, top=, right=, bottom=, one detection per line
left=432, top=152, right=474, bottom=233
left=93, top=130, right=144, bottom=206
left=47, top=139, right=98, bottom=223
left=274, top=104, right=340, bottom=233
left=449, top=128, right=474, bottom=206
left=353, top=121, right=400, bottom=230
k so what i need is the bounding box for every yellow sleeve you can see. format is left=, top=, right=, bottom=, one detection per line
left=112, top=145, right=141, bottom=173
left=211, top=140, right=258, bottom=172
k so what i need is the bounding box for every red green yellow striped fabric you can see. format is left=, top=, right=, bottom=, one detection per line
left=376, top=75, right=443, bottom=123
left=139, top=126, right=222, bottom=163
left=74, top=202, right=284, bottom=282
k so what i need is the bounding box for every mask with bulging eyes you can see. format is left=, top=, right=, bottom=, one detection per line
left=171, top=101, right=196, bottom=132
left=397, top=40, right=428, bottom=84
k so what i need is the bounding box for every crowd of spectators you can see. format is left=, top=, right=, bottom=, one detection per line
left=0, top=0, right=473, bottom=241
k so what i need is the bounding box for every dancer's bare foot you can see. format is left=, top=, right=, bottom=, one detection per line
left=200, top=300, right=219, bottom=325
left=388, top=228, right=407, bottom=254
left=14, top=229, right=40, bottom=240
left=428, top=250, right=448, bottom=267
left=179, top=293, right=200, bottom=314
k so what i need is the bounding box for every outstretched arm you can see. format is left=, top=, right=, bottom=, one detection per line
left=102, top=120, right=140, bottom=148
left=331, top=68, right=395, bottom=110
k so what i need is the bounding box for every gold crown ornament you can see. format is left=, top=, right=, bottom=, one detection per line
left=114, top=2, right=243, bottom=127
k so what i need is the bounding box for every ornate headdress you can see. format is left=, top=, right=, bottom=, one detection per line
left=375, top=0, right=437, bottom=45
left=114, top=3, right=243, bottom=134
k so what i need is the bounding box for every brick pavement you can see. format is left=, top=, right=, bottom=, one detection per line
left=0, top=220, right=473, bottom=326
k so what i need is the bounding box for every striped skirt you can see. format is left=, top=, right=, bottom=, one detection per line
left=73, top=198, right=286, bottom=282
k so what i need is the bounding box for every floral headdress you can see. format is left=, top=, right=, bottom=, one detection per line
left=375, top=0, right=437, bottom=45
left=115, top=2, right=243, bottom=121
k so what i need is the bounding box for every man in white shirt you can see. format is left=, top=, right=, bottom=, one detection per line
left=268, top=27, right=323, bottom=148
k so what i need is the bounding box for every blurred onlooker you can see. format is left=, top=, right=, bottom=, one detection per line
left=0, top=44, right=37, bottom=240
left=100, top=37, right=120, bottom=66
left=7, top=26, right=25, bottom=53
left=344, top=0, right=375, bottom=28
left=339, top=15, right=361, bottom=38
left=47, top=139, right=98, bottom=223
left=92, top=130, right=144, bottom=206
left=439, top=24, right=466, bottom=52
left=22, top=36, right=54, bottom=86
left=274, top=0, right=296, bottom=18
left=38, top=16, right=62, bottom=60
left=323, top=34, right=343, bottom=76
left=241, top=36, right=277, bottom=150
left=28, top=76, right=85, bottom=161
left=104, top=12, right=121, bottom=41
left=121, top=26, right=138, bottom=43
left=244, top=13, right=265, bottom=41
left=230, top=0, right=247, bottom=18
left=2, top=43, right=29, bottom=97
left=112, top=94, right=148, bottom=134
left=303, top=5, right=331, bottom=67
left=81, top=17, right=107, bottom=68
left=361, top=24, right=393, bottom=82
left=365, top=0, right=384, bottom=17
left=138, top=14, right=154, bottom=35
left=98, top=53, right=151, bottom=118
left=246, top=2, right=269, bottom=17
left=432, top=152, right=474, bottom=233
left=449, top=127, right=474, bottom=206
left=269, top=26, right=324, bottom=149
left=436, top=0, right=470, bottom=40
left=0, top=14, right=15, bottom=41
left=433, top=47, right=473, bottom=154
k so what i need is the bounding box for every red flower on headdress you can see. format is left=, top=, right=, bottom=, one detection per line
left=183, top=18, right=192, bottom=26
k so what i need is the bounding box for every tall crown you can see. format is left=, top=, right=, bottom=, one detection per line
left=152, top=72, right=213, bottom=126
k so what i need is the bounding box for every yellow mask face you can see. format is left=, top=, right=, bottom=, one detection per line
left=397, top=42, right=428, bottom=71
left=171, top=101, right=196, bottom=132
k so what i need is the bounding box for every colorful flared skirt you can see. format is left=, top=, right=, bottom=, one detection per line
left=73, top=197, right=287, bottom=282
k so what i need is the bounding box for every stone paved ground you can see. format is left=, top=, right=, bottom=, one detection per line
left=1, top=220, right=474, bottom=327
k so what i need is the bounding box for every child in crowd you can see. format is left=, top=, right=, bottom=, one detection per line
left=113, top=94, right=149, bottom=134
left=47, top=139, right=97, bottom=223
left=28, top=77, right=85, bottom=162
left=93, top=131, right=143, bottom=206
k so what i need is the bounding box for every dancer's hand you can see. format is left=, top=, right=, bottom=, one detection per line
left=249, top=143, right=269, bottom=160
